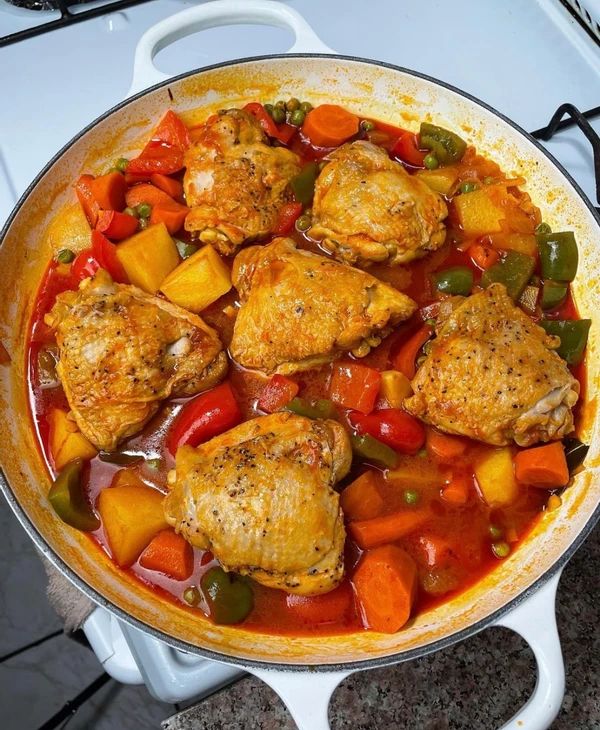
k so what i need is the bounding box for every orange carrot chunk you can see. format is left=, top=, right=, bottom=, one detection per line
left=514, top=442, right=569, bottom=488
left=285, top=582, right=353, bottom=624
left=426, top=428, right=467, bottom=463
left=301, top=104, right=359, bottom=148
left=150, top=173, right=184, bottom=201
left=139, top=529, right=194, bottom=581
left=348, top=508, right=431, bottom=549
left=125, top=183, right=188, bottom=234
left=88, top=172, right=128, bottom=211
left=340, top=471, right=384, bottom=522
left=353, top=544, right=417, bottom=632
left=441, top=471, right=472, bottom=505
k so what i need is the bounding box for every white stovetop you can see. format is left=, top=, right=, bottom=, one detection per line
left=1, top=0, right=600, bottom=226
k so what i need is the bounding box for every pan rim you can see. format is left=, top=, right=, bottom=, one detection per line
left=1, top=52, right=599, bottom=672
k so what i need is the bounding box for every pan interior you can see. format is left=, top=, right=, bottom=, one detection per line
left=0, top=55, right=598, bottom=668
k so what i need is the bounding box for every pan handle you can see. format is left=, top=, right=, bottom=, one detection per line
left=247, top=667, right=352, bottom=730
left=494, top=569, right=565, bottom=730
left=127, top=0, right=335, bottom=97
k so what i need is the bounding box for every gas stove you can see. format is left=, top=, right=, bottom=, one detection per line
left=2, top=0, right=600, bottom=714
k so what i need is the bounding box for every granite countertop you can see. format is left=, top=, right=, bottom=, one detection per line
left=1, top=489, right=598, bottom=728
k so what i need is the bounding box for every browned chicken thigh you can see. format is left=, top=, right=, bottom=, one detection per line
left=46, top=270, right=227, bottom=451
left=164, top=412, right=351, bottom=595
left=404, top=284, right=579, bottom=446
left=229, top=237, right=416, bottom=374
left=309, top=141, right=448, bottom=266
left=183, top=109, right=301, bottom=254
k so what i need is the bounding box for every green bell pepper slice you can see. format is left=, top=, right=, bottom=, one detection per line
left=290, top=162, right=319, bottom=205
left=419, top=123, right=467, bottom=165
left=98, top=451, right=144, bottom=466
left=351, top=433, right=398, bottom=469
left=537, top=231, right=578, bottom=282
left=540, top=319, right=591, bottom=365
left=285, top=397, right=337, bottom=420
left=541, top=280, right=568, bottom=311
left=481, top=250, right=536, bottom=300
left=562, top=438, right=589, bottom=474
left=48, top=459, right=100, bottom=532
left=200, top=567, right=254, bottom=625
left=433, top=266, right=473, bottom=296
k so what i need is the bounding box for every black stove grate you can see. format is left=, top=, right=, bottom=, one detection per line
left=531, top=103, right=600, bottom=214
left=0, top=0, right=150, bottom=47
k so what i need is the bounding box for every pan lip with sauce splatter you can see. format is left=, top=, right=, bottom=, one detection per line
left=1, top=53, right=599, bottom=672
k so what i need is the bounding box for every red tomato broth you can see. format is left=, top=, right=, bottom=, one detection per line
left=24, top=106, right=588, bottom=637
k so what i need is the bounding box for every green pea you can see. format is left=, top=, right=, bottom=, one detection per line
left=295, top=214, right=312, bottom=232
left=201, top=567, right=254, bottom=625
left=425, top=318, right=437, bottom=327
left=491, top=541, right=511, bottom=559
left=459, top=182, right=478, bottom=194
left=115, top=157, right=129, bottom=173
left=183, top=586, right=201, bottom=606
left=535, top=222, right=552, bottom=235
left=123, top=206, right=139, bottom=218
left=286, top=97, right=300, bottom=112
left=271, top=106, right=286, bottom=124
left=488, top=524, right=503, bottom=540
left=423, top=154, right=439, bottom=170
left=290, top=109, right=306, bottom=126
left=136, top=202, right=152, bottom=219
left=145, top=457, right=162, bottom=470
left=56, top=248, right=75, bottom=264
left=275, top=100, right=286, bottom=110
left=403, top=489, right=420, bottom=505
left=360, top=119, right=375, bottom=132
left=264, top=103, right=274, bottom=116
left=300, top=101, right=313, bottom=113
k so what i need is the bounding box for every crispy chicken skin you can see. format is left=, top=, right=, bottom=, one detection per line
left=309, top=141, right=448, bottom=267
left=229, top=237, right=417, bottom=375
left=164, top=412, right=352, bottom=595
left=404, top=284, right=579, bottom=446
left=183, top=109, right=301, bottom=255
left=45, top=270, right=227, bottom=451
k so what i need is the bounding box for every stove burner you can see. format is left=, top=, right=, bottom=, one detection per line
left=0, top=0, right=149, bottom=46
left=532, top=103, right=600, bottom=214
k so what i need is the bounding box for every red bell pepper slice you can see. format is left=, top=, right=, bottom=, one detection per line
left=96, top=210, right=139, bottom=241
left=392, top=324, right=434, bottom=380
left=167, top=382, right=242, bottom=455
left=71, top=249, right=101, bottom=282
left=74, top=174, right=101, bottom=227
left=243, top=102, right=296, bottom=144
left=91, top=230, right=129, bottom=283
left=273, top=202, right=303, bottom=235
left=350, top=408, right=425, bottom=454
left=152, top=110, right=191, bottom=151
left=126, top=142, right=185, bottom=176
left=258, top=375, right=299, bottom=413
left=390, top=131, right=427, bottom=167
left=329, top=362, right=381, bottom=415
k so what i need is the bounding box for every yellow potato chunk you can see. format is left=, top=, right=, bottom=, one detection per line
left=97, top=485, right=168, bottom=566
left=46, top=203, right=91, bottom=256
left=160, top=245, right=232, bottom=312
left=415, top=167, right=458, bottom=196
left=474, top=448, right=518, bottom=507
left=380, top=370, right=413, bottom=408
left=453, top=188, right=505, bottom=236
left=48, top=408, right=97, bottom=470
left=116, top=222, right=180, bottom=293
left=489, top=233, right=537, bottom=257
